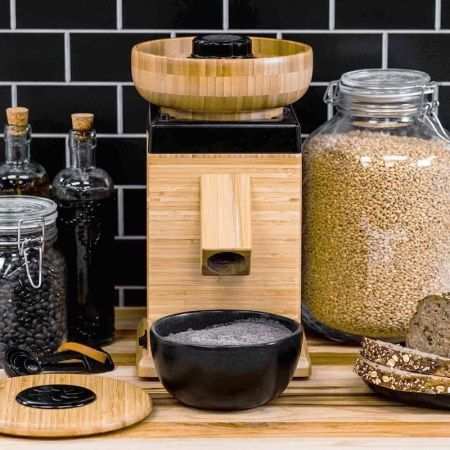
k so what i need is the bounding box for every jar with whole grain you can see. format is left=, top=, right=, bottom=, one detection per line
left=302, top=69, right=450, bottom=343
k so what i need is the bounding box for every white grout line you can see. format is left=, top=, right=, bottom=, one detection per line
left=382, top=32, right=388, bottom=68
left=329, top=0, right=335, bottom=30
left=117, top=85, right=123, bottom=134
left=9, top=0, right=15, bottom=29
left=116, top=0, right=123, bottom=30
left=115, top=184, right=146, bottom=189
left=97, top=133, right=146, bottom=138
left=117, top=187, right=124, bottom=237
left=436, top=0, right=442, bottom=30
left=2, top=28, right=449, bottom=34
left=223, top=0, right=229, bottom=30
left=4, top=81, right=327, bottom=87
left=0, top=81, right=135, bottom=86
left=10, top=84, right=17, bottom=106
left=64, top=32, right=71, bottom=82
left=30, top=133, right=146, bottom=138
left=114, top=287, right=125, bottom=307
left=116, top=285, right=146, bottom=290
left=115, top=235, right=146, bottom=240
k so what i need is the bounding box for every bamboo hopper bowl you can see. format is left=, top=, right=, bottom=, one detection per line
left=131, top=36, right=313, bottom=121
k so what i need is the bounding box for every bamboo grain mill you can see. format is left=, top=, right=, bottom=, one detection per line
left=132, top=35, right=313, bottom=377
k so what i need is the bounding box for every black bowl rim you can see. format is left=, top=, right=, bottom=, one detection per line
left=150, top=309, right=303, bottom=350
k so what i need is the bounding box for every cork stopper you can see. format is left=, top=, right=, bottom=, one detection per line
left=6, top=107, right=29, bottom=127
left=71, top=113, right=94, bottom=132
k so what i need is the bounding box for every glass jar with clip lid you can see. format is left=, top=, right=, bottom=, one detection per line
left=302, top=69, right=450, bottom=343
left=0, top=196, right=66, bottom=356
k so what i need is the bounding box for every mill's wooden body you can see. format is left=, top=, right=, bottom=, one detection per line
left=147, top=153, right=301, bottom=321
left=136, top=107, right=310, bottom=377
left=132, top=35, right=313, bottom=378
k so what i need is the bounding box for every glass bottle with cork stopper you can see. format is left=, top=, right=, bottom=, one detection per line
left=0, top=107, right=49, bottom=196
left=52, top=113, right=116, bottom=346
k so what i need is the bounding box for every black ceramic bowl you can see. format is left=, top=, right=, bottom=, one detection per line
left=150, top=310, right=302, bottom=411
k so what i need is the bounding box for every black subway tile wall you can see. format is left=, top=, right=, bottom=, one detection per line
left=122, top=86, right=148, bottom=134
left=0, top=0, right=9, bottom=28
left=0, top=1, right=447, bottom=306
left=229, top=0, right=328, bottom=29
left=123, top=0, right=222, bottom=29
left=71, top=33, right=169, bottom=81
left=123, top=188, right=146, bottom=236
left=18, top=86, right=117, bottom=133
left=0, top=34, right=64, bottom=81
left=96, top=138, right=146, bottom=185
left=16, top=0, right=116, bottom=29
left=388, top=34, right=450, bottom=81
left=335, top=0, right=434, bottom=29
left=442, top=0, right=450, bottom=28
left=284, top=34, right=382, bottom=81
left=0, top=87, right=11, bottom=116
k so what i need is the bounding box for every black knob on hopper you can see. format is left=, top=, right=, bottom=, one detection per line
left=191, top=34, right=253, bottom=59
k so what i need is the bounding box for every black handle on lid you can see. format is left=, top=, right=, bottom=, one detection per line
left=191, top=34, right=253, bottom=59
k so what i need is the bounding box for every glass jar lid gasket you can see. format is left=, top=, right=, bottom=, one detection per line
left=0, top=196, right=57, bottom=230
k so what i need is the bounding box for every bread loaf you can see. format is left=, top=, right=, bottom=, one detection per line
left=361, top=337, right=450, bottom=377
left=406, top=293, right=450, bottom=358
left=354, top=357, right=450, bottom=394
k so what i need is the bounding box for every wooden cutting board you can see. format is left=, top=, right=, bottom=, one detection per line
left=0, top=373, right=152, bottom=437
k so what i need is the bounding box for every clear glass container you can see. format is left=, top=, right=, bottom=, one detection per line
left=0, top=123, right=49, bottom=196
left=302, top=69, right=450, bottom=343
left=0, top=196, right=66, bottom=356
left=52, top=123, right=115, bottom=346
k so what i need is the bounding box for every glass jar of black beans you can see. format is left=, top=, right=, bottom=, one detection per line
left=0, top=196, right=66, bottom=357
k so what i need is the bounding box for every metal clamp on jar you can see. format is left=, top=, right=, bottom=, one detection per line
left=0, top=196, right=66, bottom=356
left=302, top=69, right=450, bottom=343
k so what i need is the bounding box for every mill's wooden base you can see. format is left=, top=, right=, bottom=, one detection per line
left=136, top=318, right=312, bottom=379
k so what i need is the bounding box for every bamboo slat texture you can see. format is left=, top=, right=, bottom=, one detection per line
left=131, top=36, right=313, bottom=121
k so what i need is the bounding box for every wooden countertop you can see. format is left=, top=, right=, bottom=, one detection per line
left=1, top=308, right=450, bottom=449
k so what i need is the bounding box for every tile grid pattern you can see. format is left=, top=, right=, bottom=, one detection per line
left=0, top=0, right=448, bottom=306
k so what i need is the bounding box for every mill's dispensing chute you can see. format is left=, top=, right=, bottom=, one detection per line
left=131, top=35, right=313, bottom=377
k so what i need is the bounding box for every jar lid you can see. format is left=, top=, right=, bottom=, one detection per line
left=191, top=34, right=253, bottom=59
left=338, top=69, right=432, bottom=103
left=0, top=196, right=57, bottom=230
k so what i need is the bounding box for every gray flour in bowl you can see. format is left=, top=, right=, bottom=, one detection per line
left=164, top=319, right=293, bottom=346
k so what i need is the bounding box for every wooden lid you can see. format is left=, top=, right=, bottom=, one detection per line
left=0, top=373, right=152, bottom=437
left=6, top=107, right=29, bottom=127
left=71, top=113, right=94, bottom=131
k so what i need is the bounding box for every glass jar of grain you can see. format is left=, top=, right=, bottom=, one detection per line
left=302, top=68, right=450, bottom=343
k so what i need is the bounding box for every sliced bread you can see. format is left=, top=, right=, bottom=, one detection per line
left=354, top=357, right=450, bottom=394
left=406, top=293, right=450, bottom=358
left=361, top=337, right=450, bottom=377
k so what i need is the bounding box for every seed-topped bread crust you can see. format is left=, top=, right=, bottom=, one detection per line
left=361, top=337, right=450, bottom=377
left=354, top=357, right=450, bottom=394
left=406, top=293, right=450, bottom=358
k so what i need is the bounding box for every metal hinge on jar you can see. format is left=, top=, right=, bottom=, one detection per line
left=323, top=80, right=340, bottom=105
left=419, top=82, right=450, bottom=143
left=17, top=217, right=45, bottom=289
